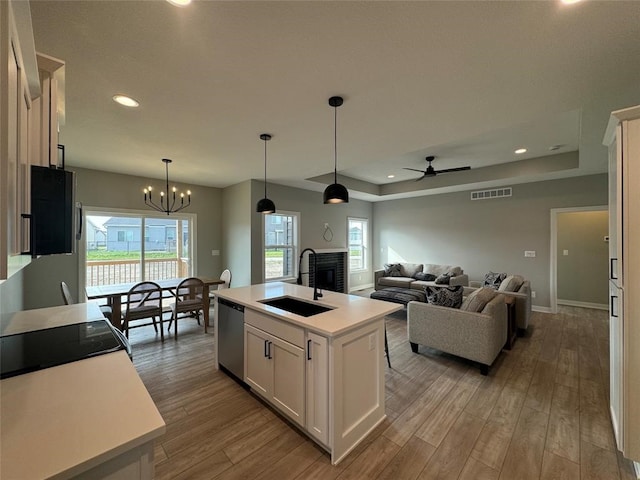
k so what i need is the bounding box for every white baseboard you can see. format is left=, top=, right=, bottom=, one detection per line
left=349, top=283, right=374, bottom=293
left=557, top=299, right=609, bottom=311
left=532, top=306, right=553, bottom=313
left=634, top=461, right=640, bottom=479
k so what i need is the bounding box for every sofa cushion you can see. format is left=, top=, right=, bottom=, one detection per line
left=414, top=272, right=436, bottom=281
left=384, top=263, right=403, bottom=277
left=378, top=276, right=415, bottom=288
left=424, top=264, right=462, bottom=277
left=435, top=273, right=451, bottom=285
left=498, top=275, right=524, bottom=292
left=400, top=263, right=423, bottom=278
left=425, top=285, right=463, bottom=308
left=461, top=287, right=497, bottom=312
left=483, top=271, right=507, bottom=289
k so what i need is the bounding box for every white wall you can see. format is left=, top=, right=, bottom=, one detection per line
left=557, top=210, right=609, bottom=306
left=373, top=174, right=608, bottom=309
left=246, top=180, right=374, bottom=289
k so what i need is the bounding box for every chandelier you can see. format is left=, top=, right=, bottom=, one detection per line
left=143, top=158, right=191, bottom=215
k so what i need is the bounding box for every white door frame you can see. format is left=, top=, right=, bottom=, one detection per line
left=549, top=205, right=607, bottom=314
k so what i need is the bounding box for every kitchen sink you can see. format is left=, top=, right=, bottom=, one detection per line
left=259, top=296, right=334, bottom=317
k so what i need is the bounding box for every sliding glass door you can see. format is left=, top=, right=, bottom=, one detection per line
left=85, top=210, right=193, bottom=286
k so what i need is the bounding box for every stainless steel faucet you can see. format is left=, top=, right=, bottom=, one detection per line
left=296, top=248, right=323, bottom=301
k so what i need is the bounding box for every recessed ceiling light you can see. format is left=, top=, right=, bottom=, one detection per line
left=561, top=0, right=582, bottom=4
left=387, top=174, right=395, bottom=179
left=166, top=0, right=192, bottom=6
left=514, top=148, right=527, bottom=154
left=113, top=94, right=139, bottom=107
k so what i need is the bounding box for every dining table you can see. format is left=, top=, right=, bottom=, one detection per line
left=86, top=276, right=224, bottom=332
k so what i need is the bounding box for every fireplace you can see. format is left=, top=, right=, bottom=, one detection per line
left=316, top=266, right=337, bottom=291
left=307, top=250, right=347, bottom=293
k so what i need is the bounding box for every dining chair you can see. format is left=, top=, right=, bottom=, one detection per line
left=60, top=281, right=113, bottom=322
left=167, top=277, right=207, bottom=339
left=123, top=281, right=164, bottom=341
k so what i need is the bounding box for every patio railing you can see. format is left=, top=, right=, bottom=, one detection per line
left=86, top=258, right=189, bottom=286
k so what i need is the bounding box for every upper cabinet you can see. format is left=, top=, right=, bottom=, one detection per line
left=1, top=0, right=65, bottom=280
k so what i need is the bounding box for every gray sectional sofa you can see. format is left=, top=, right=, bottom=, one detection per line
left=407, top=288, right=507, bottom=375
left=374, top=262, right=469, bottom=291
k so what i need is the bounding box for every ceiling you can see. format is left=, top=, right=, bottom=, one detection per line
left=28, top=1, right=640, bottom=201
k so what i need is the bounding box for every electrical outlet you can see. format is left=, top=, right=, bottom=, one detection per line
left=211, top=249, right=220, bottom=256
left=563, top=249, right=569, bottom=256
left=531, top=291, right=536, bottom=299
left=524, top=250, right=536, bottom=257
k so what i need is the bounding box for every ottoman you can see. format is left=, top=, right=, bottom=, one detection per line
left=370, top=287, right=426, bottom=306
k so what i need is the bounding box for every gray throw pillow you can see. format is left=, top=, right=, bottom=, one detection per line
left=414, top=272, right=437, bottom=281
left=435, top=273, right=451, bottom=285
left=483, top=271, right=507, bottom=289
left=384, top=263, right=403, bottom=277
left=498, top=275, right=524, bottom=292
left=424, top=285, right=463, bottom=308
left=460, top=287, right=497, bottom=312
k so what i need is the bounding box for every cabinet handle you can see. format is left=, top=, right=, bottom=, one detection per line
left=611, top=295, right=618, bottom=318
left=307, top=339, right=312, bottom=360
left=264, top=339, right=269, bottom=358
left=267, top=341, right=273, bottom=359
left=610, top=258, right=618, bottom=280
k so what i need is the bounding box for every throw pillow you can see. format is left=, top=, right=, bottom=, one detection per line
left=384, top=263, right=403, bottom=277
left=460, top=287, right=497, bottom=312
left=483, top=271, right=507, bottom=290
left=435, top=273, right=451, bottom=285
left=414, top=272, right=437, bottom=281
left=498, top=275, right=524, bottom=292
left=425, top=285, right=463, bottom=308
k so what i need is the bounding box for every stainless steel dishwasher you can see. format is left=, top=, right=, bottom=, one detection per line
left=217, top=297, right=245, bottom=382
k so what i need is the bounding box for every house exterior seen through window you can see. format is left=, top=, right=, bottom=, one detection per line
left=264, top=212, right=299, bottom=281
left=85, top=211, right=193, bottom=286
left=348, top=217, right=368, bottom=271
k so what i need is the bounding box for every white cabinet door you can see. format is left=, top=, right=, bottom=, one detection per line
left=271, top=335, right=305, bottom=427
left=610, top=283, right=624, bottom=448
left=306, top=332, right=329, bottom=446
left=244, top=324, right=271, bottom=397
left=244, top=323, right=305, bottom=426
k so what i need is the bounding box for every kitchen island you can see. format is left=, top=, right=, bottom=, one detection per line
left=214, top=282, right=401, bottom=465
left=0, top=303, right=165, bottom=480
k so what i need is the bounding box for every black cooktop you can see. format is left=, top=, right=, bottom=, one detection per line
left=1, top=319, right=129, bottom=380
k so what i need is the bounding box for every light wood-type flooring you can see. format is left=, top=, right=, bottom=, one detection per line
left=128, top=305, right=638, bottom=479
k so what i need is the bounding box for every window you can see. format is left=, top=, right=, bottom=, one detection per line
left=264, top=211, right=299, bottom=281
left=348, top=217, right=368, bottom=271
left=84, top=210, right=195, bottom=287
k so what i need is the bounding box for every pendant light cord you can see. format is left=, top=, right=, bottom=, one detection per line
left=264, top=138, right=268, bottom=197
left=334, top=104, right=338, bottom=183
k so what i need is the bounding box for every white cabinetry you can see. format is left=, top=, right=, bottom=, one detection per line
left=306, top=331, right=329, bottom=446
left=604, top=105, right=640, bottom=466
left=244, top=311, right=305, bottom=427
left=1, top=1, right=64, bottom=280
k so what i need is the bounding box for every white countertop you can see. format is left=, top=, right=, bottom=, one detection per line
left=0, top=302, right=104, bottom=336
left=216, top=282, right=401, bottom=336
left=0, top=304, right=166, bottom=480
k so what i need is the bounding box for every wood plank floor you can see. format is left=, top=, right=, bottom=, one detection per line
left=127, top=305, right=638, bottom=479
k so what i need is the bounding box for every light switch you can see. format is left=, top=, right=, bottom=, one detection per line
left=524, top=250, right=536, bottom=257
left=563, top=249, right=569, bottom=256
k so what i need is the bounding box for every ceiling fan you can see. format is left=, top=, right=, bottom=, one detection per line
left=404, top=156, right=471, bottom=181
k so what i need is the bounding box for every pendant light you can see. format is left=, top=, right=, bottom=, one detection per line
left=256, top=133, right=276, bottom=213
left=323, top=96, right=349, bottom=204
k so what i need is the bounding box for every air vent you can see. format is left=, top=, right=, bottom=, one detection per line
left=470, top=187, right=512, bottom=201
